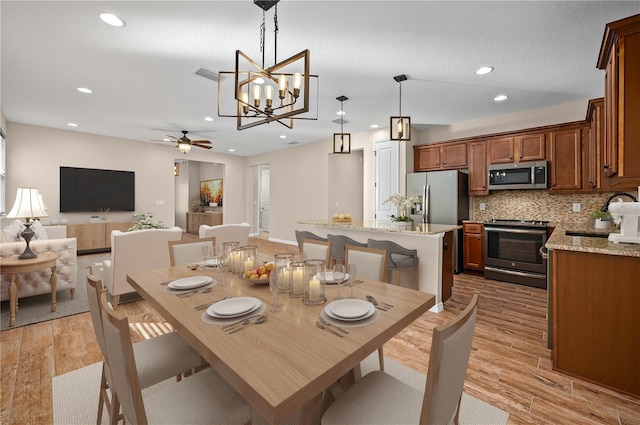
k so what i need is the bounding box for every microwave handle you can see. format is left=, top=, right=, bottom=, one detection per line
left=423, top=184, right=430, bottom=224
left=531, top=167, right=535, bottom=184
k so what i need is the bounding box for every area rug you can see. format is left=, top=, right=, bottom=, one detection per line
left=53, top=353, right=509, bottom=425
left=1, top=253, right=140, bottom=330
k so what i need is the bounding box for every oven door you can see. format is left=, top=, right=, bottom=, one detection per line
left=484, top=225, right=548, bottom=288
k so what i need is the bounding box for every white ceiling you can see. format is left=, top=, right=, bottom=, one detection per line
left=2, top=1, right=639, bottom=156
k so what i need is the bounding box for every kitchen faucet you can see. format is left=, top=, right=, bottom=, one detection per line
left=600, top=192, right=638, bottom=212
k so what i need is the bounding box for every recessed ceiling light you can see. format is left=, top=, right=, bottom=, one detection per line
left=475, top=66, right=494, bottom=75
left=67, top=123, right=78, bottom=127
left=280, top=135, right=287, bottom=139
left=228, top=148, right=235, bottom=152
left=494, top=94, right=508, bottom=102
left=336, top=111, right=346, bottom=116
left=77, top=87, right=93, bottom=94
left=370, top=124, right=379, bottom=129
left=204, top=116, right=213, bottom=122
left=99, top=13, right=125, bottom=27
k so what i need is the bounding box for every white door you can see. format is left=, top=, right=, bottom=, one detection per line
left=259, top=166, right=270, bottom=232
left=374, top=140, right=399, bottom=220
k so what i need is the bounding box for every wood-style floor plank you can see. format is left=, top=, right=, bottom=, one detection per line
left=0, top=234, right=638, bottom=424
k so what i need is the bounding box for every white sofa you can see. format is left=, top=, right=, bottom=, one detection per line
left=0, top=224, right=78, bottom=302
left=102, top=227, right=182, bottom=307
left=198, top=223, right=250, bottom=252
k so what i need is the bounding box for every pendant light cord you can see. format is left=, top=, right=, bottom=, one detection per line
left=399, top=82, right=402, bottom=116
left=274, top=4, right=279, bottom=64
left=260, top=10, right=266, bottom=69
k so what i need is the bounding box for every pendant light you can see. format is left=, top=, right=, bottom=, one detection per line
left=333, top=96, right=351, bottom=154
left=390, top=74, right=411, bottom=141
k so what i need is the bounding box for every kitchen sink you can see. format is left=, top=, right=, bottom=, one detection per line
left=565, top=230, right=610, bottom=238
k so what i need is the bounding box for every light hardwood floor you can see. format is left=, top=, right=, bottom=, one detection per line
left=1, top=235, right=639, bottom=424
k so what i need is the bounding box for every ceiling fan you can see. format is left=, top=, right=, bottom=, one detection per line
left=160, top=130, right=212, bottom=154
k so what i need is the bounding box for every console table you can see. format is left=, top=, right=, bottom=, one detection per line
left=186, top=212, right=222, bottom=235
left=0, top=252, right=57, bottom=326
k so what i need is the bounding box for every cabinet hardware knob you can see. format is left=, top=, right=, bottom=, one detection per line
left=603, top=164, right=609, bottom=170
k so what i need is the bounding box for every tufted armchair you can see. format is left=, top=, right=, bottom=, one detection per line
left=102, top=227, right=182, bottom=308
left=0, top=237, right=78, bottom=302
left=198, top=223, right=250, bottom=252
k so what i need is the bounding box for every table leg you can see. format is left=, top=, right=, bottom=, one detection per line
left=9, top=273, right=17, bottom=326
left=299, top=392, right=323, bottom=425
left=50, top=264, right=57, bottom=312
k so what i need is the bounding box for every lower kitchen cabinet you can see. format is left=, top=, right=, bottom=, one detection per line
left=552, top=248, right=640, bottom=397
left=463, top=223, right=484, bottom=271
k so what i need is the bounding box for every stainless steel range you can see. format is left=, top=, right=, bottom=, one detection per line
left=484, top=219, right=549, bottom=289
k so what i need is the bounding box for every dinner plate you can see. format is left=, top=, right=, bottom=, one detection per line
left=320, top=271, right=351, bottom=284
left=207, top=297, right=261, bottom=318
left=203, top=258, right=221, bottom=267
left=325, top=299, right=375, bottom=321
left=167, top=276, right=213, bottom=290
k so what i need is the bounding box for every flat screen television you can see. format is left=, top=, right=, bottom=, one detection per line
left=59, top=166, right=135, bottom=212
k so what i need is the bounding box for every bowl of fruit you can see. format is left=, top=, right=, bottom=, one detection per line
left=241, top=262, right=276, bottom=284
left=332, top=212, right=352, bottom=222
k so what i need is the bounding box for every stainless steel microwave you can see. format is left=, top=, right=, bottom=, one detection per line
left=488, top=161, right=547, bottom=190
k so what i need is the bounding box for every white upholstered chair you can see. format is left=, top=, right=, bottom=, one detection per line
left=168, top=237, right=216, bottom=266
left=99, top=290, right=252, bottom=425
left=102, top=227, right=182, bottom=308
left=322, top=294, right=479, bottom=425
left=85, top=267, right=203, bottom=425
left=198, top=223, right=250, bottom=252
left=301, top=238, right=332, bottom=264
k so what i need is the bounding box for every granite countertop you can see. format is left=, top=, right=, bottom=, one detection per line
left=546, top=223, right=640, bottom=258
left=298, top=219, right=461, bottom=236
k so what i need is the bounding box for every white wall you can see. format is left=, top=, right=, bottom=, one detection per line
left=5, top=122, right=247, bottom=227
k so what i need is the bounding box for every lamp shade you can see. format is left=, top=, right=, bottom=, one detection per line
left=6, top=188, right=49, bottom=219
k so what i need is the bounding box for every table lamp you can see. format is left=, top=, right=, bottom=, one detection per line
left=6, top=187, right=49, bottom=259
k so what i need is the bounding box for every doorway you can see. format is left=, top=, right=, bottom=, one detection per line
left=258, top=165, right=270, bottom=233
left=373, top=140, right=399, bottom=220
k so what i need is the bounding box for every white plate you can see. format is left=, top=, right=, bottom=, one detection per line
left=325, top=299, right=375, bottom=321
left=203, top=258, right=220, bottom=267
left=208, top=297, right=261, bottom=318
left=168, top=276, right=213, bottom=290
left=321, top=271, right=350, bottom=284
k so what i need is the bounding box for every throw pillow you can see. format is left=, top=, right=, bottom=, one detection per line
left=2, top=219, right=24, bottom=242
left=31, top=220, right=49, bottom=240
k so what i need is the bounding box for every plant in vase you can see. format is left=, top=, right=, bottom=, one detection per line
left=383, top=193, right=420, bottom=223
left=592, top=210, right=612, bottom=229
left=191, top=198, right=202, bottom=212
left=128, top=212, right=168, bottom=231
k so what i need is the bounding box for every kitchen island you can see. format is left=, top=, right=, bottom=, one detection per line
left=297, top=219, right=461, bottom=312
left=546, top=225, right=640, bottom=398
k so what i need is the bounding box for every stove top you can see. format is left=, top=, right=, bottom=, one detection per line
left=484, top=218, right=549, bottom=227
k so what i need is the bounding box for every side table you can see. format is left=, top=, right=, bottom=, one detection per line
left=0, top=252, right=58, bottom=327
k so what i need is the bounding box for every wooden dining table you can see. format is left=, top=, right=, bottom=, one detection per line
left=127, top=265, right=435, bottom=425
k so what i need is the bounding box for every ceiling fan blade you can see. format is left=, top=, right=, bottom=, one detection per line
left=191, top=140, right=211, bottom=144
left=166, top=135, right=179, bottom=140
left=193, top=143, right=212, bottom=150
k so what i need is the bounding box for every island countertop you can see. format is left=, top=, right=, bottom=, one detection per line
left=297, top=219, right=461, bottom=235
left=546, top=224, right=640, bottom=258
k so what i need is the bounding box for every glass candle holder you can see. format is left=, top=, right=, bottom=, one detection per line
left=239, top=245, right=258, bottom=275
left=223, top=241, right=240, bottom=272
left=303, top=259, right=326, bottom=305
left=231, top=247, right=244, bottom=274
left=274, top=253, right=293, bottom=293
left=289, top=261, right=305, bottom=298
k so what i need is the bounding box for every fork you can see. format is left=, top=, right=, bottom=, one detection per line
left=366, top=294, right=394, bottom=308
left=365, top=295, right=389, bottom=311
left=318, top=316, right=349, bottom=334
left=177, top=287, right=211, bottom=298
left=227, top=315, right=268, bottom=334
left=315, top=320, right=344, bottom=337
left=194, top=296, right=229, bottom=311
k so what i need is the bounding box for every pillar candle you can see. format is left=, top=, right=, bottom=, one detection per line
left=292, top=268, right=304, bottom=294
left=308, top=278, right=321, bottom=301
left=244, top=258, right=254, bottom=273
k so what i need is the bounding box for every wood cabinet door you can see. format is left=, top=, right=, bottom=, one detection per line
left=603, top=44, right=618, bottom=178
left=105, top=222, right=134, bottom=248
left=549, top=127, right=582, bottom=191
left=488, top=137, right=514, bottom=164
left=467, top=141, right=488, bottom=195
left=67, top=223, right=106, bottom=251
left=463, top=224, right=484, bottom=270
left=441, top=143, right=467, bottom=168
left=415, top=145, right=441, bottom=170
left=516, top=133, right=546, bottom=162
left=441, top=231, right=454, bottom=302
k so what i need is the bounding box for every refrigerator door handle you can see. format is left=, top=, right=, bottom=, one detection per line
left=423, top=184, right=430, bottom=223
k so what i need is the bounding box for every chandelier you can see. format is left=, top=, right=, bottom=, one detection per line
left=333, top=96, right=350, bottom=154
left=217, top=0, right=318, bottom=130
left=390, top=74, right=411, bottom=141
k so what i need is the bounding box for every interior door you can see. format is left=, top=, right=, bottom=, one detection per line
left=259, top=166, right=270, bottom=232
left=374, top=140, right=399, bottom=220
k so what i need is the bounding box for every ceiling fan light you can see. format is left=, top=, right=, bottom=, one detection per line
left=178, top=141, right=192, bottom=154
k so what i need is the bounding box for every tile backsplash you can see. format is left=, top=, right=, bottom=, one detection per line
left=471, top=190, right=638, bottom=225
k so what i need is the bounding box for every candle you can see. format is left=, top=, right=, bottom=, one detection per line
left=292, top=268, right=304, bottom=295
left=308, top=278, right=321, bottom=301
left=244, top=258, right=254, bottom=273
left=278, top=267, right=290, bottom=290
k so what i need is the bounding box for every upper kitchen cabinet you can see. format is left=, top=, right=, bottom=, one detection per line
left=597, top=14, right=640, bottom=188
left=414, top=142, right=467, bottom=171
left=488, top=133, right=545, bottom=164
left=586, top=98, right=612, bottom=191
left=548, top=125, right=586, bottom=192
left=467, top=141, right=489, bottom=195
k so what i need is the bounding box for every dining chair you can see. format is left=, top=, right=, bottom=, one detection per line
left=321, top=293, right=479, bottom=425
left=98, top=289, right=252, bottom=425
left=198, top=222, right=250, bottom=252
left=295, top=230, right=327, bottom=253
left=327, top=234, right=367, bottom=267
left=344, top=244, right=387, bottom=370
left=367, top=238, right=420, bottom=289
left=301, top=238, right=332, bottom=264
left=85, top=267, right=204, bottom=425
left=168, top=237, right=216, bottom=266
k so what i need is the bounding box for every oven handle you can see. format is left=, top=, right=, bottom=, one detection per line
left=484, top=266, right=546, bottom=280
left=484, top=226, right=548, bottom=236
left=539, top=246, right=549, bottom=259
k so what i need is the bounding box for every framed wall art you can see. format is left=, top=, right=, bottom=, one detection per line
left=200, top=178, right=223, bottom=206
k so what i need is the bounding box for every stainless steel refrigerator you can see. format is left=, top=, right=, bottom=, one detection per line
left=406, top=170, right=469, bottom=273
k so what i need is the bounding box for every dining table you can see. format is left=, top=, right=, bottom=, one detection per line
left=127, top=264, right=435, bottom=425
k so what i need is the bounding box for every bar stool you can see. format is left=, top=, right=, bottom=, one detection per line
left=367, top=239, right=419, bottom=290
left=327, top=234, right=367, bottom=267
left=294, top=230, right=327, bottom=253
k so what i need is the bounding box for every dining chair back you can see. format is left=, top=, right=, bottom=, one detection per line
left=321, top=294, right=479, bottom=425
left=302, top=238, right=332, bottom=264
left=168, top=237, right=216, bottom=266
left=367, top=238, right=419, bottom=289
left=344, top=245, right=387, bottom=281
left=295, top=230, right=327, bottom=253
left=327, top=234, right=367, bottom=266
left=99, top=291, right=252, bottom=425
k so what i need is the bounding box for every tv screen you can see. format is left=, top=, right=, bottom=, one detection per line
left=60, top=166, right=135, bottom=212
